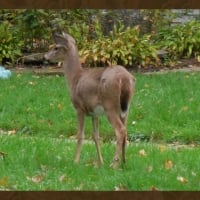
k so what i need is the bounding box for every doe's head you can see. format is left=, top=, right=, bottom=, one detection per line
left=44, top=32, right=75, bottom=62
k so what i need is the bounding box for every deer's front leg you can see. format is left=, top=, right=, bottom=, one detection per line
left=74, top=110, right=85, bottom=164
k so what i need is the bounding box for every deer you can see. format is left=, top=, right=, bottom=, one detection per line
left=44, top=32, right=135, bottom=168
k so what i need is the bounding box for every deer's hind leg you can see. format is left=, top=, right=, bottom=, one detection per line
left=106, top=110, right=127, bottom=168
left=120, top=114, right=129, bottom=164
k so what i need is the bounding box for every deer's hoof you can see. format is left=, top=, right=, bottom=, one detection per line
left=110, top=158, right=120, bottom=169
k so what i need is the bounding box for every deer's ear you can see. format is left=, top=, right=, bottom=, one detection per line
left=62, top=31, right=70, bottom=38
left=52, top=32, right=68, bottom=46
left=62, top=32, right=76, bottom=44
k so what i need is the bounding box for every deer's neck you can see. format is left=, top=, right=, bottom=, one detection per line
left=63, top=45, right=83, bottom=90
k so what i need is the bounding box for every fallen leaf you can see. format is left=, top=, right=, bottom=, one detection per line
left=0, top=151, right=7, bottom=159
left=29, top=81, right=36, bottom=86
left=177, top=176, right=188, bottom=184
left=59, top=175, right=66, bottom=183
left=165, top=160, right=173, bottom=170
left=114, top=184, right=127, bottom=191
left=27, top=174, right=44, bottom=184
left=75, top=183, right=84, bottom=190
left=32, top=175, right=44, bottom=183
left=150, top=185, right=159, bottom=191
left=139, top=149, right=147, bottom=156
left=131, top=121, right=136, bottom=125
left=159, top=145, right=167, bottom=152
left=0, top=177, right=7, bottom=186
left=7, top=130, right=16, bottom=136
left=57, top=103, right=63, bottom=110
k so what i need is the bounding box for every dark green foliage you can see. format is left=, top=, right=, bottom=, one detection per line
left=0, top=22, right=23, bottom=64
left=154, top=21, right=200, bottom=62
left=0, top=10, right=200, bottom=68
left=1, top=72, right=200, bottom=144
left=141, top=9, right=177, bottom=33
left=14, top=10, right=52, bottom=53
left=79, top=23, right=159, bottom=67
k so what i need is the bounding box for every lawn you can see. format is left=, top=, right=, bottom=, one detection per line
left=0, top=70, right=200, bottom=190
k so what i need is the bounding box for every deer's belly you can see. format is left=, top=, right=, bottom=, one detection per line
left=89, top=105, right=105, bottom=117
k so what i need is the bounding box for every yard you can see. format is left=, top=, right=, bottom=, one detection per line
left=0, top=70, right=200, bottom=190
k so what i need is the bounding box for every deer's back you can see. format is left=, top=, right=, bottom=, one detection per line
left=71, top=65, right=134, bottom=115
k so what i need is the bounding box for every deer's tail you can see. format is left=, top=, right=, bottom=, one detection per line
left=120, top=77, right=135, bottom=119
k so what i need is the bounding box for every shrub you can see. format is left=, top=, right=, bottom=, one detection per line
left=79, top=22, right=159, bottom=67
left=66, top=22, right=90, bottom=49
left=14, top=10, right=51, bottom=53
left=154, top=20, right=200, bottom=61
left=0, top=22, right=23, bottom=64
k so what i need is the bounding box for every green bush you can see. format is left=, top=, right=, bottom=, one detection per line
left=1, top=10, right=200, bottom=68
left=14, top=10, right=52, bottom=53
left=79, top=23, right=159, bottom=67
left=154, top=20, right=200, bottom=61
left=0, top=22, right=23, bottom=64
left=66, top=22, right=90, bottom=49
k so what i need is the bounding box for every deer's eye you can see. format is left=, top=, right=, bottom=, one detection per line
left=54, top=47, right=58, bottom=51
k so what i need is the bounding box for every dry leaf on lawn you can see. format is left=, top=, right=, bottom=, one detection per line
left=29, top=81, right=36, bottom=86
left=0, top=151, right=7, bottom=159
left=139, top=149, right=147, bottom=156
left=27, top=174, right=44, bottom=184
left=7, top=130, right=16, bottom=136
left=165, top=160, right=173, bottom=170
left=177, top=176, right=188, bottom=184
left=114, top=184, right=127, bottom=191
left=159, top=145, right=167, bottom=152
left=59, top=175, right=66, bottom=183
left=0, top=177, right=7, bottom=186
left=150, top=185, right=159, bottom=191
left=131, top=121, right=136, bottom=125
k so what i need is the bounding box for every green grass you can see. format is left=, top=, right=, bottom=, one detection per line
left=129, top=71, right=200, bottom=144
left=1, top=71, right=200, bottom=143
left=1, top=134, right=200, bottom=190
left=1, top=71, right=200, bottom=190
